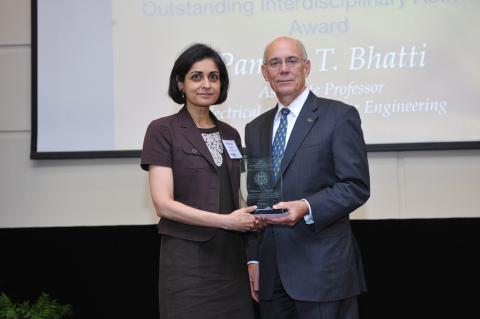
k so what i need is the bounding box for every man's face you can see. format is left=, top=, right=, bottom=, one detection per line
left=261, top=38, right=311, bottom=106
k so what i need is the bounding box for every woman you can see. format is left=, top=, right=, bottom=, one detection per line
left=141, top=43, right=256, bottom=319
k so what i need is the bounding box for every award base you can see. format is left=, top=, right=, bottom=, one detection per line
left=253, top=208, right=287, bottom=217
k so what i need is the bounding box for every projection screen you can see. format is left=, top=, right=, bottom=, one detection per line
left=31, top=0, right=480, bottom=159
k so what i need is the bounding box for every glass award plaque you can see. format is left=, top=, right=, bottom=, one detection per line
left=240, top=156, right=287, bottom=216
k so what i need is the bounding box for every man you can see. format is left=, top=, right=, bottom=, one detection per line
left=245, top=37, right=370, bottom=319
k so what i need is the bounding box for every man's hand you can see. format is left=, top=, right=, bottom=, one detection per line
left=267, top=200, right=309, bottom=227
left=248, top=263, right=260, bottom=302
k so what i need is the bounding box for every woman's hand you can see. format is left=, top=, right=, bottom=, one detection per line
left=224, top=206, right=257, bottom=232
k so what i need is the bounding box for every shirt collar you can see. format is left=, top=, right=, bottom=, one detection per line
left=275, top=88, right=310, bottom=119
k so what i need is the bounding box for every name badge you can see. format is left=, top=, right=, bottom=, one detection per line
left=222, top=140, right=243, bottom=159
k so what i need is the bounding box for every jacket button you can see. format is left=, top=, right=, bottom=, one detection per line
left=192, top=148, right=197, bottom=154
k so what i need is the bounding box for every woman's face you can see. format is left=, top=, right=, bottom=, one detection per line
left=178, top=58, right=221, bottom=109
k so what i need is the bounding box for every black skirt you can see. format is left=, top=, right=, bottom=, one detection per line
left=159, top=230, right=255, bottom=319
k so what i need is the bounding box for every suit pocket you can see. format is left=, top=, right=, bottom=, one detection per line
left=181, top=146, right=210, bottom=168
left=300, top=141, right=331, bottom=161
left=295, top=143, right=332, bottom=193
left=300, top=140, right=326, bottom=150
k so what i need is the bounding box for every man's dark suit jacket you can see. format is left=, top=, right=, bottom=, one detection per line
left=141, top=106, right=242, bottom=241
left=245, top=92, right=370, bottom=302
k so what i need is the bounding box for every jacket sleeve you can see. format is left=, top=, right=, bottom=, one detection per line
left=305, top=107, right=370, bottom=232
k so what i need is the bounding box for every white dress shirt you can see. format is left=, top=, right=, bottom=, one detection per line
left=271, top=88, right=314, bottom=224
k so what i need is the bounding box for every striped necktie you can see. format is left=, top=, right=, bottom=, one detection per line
left=272, top=108, right=290, bottom=182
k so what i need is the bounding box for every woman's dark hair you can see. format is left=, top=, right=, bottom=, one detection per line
left=168, top=43, right=229, bottom=105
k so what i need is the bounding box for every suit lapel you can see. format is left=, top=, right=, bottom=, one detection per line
left=281, top=92, right=319, bottom=173
left=177, top=106, right=217, bottom=168
left=217, top=120, right=233, bottom=174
